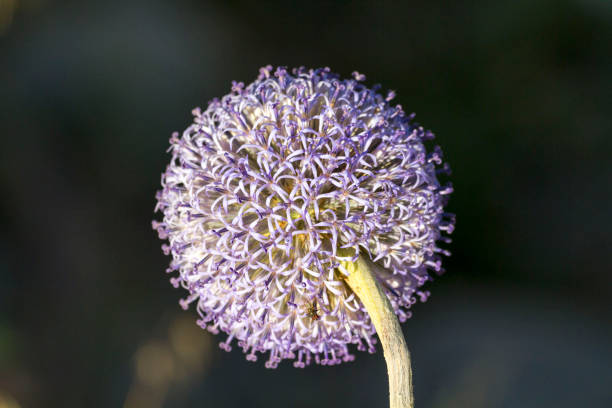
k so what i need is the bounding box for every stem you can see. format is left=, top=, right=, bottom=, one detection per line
left=343, top=255, right=414, bottom=408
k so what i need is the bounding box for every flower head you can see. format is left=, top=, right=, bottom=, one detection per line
left=153, top=66, right=454, bottom=368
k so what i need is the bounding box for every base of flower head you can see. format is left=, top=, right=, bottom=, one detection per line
left=211, top=332, right=361, bottom=369
left=184, top=285, right=391, bottom=369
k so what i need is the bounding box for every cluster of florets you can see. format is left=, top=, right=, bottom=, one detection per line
left=153, top=66, right=454, bottom=368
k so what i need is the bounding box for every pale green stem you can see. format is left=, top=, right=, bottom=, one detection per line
left=342, top=255, right=414, bottom=408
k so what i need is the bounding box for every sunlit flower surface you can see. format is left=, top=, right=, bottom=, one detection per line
left=153, top=66, right=454, bottom=368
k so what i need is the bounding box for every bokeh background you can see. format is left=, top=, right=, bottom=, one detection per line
left=1, top=0, right=611, bottom=407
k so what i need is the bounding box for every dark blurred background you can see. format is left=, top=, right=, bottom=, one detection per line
left=1, top=0, right=611, bottom=407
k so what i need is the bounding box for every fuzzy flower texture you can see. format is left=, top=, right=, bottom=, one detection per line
left=153, top=66, right=454, bottom=368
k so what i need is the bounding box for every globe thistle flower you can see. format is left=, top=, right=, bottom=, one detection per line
left=153, top=66, right=454, bottom=371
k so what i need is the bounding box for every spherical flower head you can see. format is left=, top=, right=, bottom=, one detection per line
left=153, top=66, right=454, bottom=368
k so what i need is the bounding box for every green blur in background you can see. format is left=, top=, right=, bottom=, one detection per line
left=0, top=0, right=611, bottom=407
